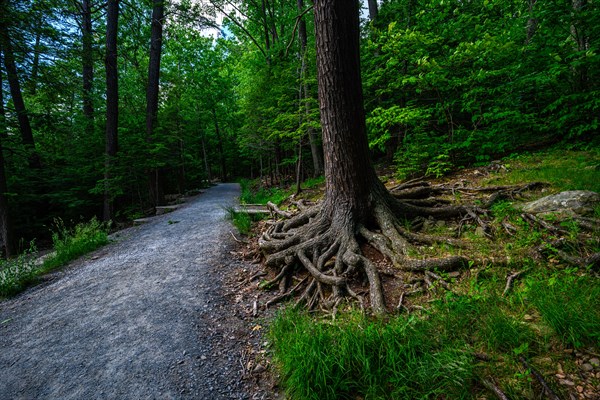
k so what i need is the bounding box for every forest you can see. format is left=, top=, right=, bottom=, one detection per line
left=0, top=0, right=598, bottom=256
left=1, top=0, right=599, bottom=398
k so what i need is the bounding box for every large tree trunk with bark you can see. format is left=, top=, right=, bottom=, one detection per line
left=103, top=0, right=119, bottom=222
left=259, top=0, right=472, bottom=314
left=146, top=0, right=165, bottom=206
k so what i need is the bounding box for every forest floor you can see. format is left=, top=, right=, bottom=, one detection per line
left=231, top=147, right=600, bottom=399
left=0, top=183, right=275, bottom=400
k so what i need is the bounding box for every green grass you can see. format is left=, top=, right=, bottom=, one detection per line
left=269, top=264, right=600, bottom=399
left=225, top=207, right=264, bottom=235
left=486, top=147, right=600, bottom=192
left=527, top=270, right=600, bottom=348
left=0, top=218, right=109, bottom=298
left=239, top=179, right=290, bottom=205
left=42, top=218, right=109, bottom=271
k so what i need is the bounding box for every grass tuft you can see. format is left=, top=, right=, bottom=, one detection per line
left=42, top=218, right=109, bottom=272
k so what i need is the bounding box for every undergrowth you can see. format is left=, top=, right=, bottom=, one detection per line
left=260, top=148, right=600, bottom=399
left=0, top=218, right=109, bottom=298
left=270, top=266, right=599, bottom=399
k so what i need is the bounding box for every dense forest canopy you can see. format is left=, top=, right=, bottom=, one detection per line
left=0, top=0, right=598, bottom=256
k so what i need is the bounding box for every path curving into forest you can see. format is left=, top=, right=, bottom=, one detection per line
left=0, top=183, right=256, bottom=400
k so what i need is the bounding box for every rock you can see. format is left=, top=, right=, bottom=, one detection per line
left=522, top=190, right=600, bottom=216
left=582, top=363, right=594, bottom=372
left=589, top=358, right=600, bottom=367
left=559, top=379, right=575, bottom=386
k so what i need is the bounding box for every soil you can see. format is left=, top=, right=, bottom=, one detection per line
left=0, top=183, right=277, bottom=400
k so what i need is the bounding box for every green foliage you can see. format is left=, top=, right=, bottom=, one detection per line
left=42, top=218, right=109, bottom=272
left=0, top=244, right=38, bottom=298
left=363, top=0, right=600, bottom=175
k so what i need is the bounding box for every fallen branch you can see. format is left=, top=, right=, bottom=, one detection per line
left=519, top=356, right=561, bottom=400
left=230, top=230, right=247, bottom=244
left=481, top=378, right=510, bottom=400
left=502, top=269, right=529, bottom=297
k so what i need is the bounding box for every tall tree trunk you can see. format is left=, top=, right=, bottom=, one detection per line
left=200, top=132, right=212, bottom=183
left=82, top=0, right=95, bottom=137
left=103, top=0, right=119, bottom=222
left=0, top=63, right=13, bottom=257
left=212, top=108, right=227, bottom=182
left=298, top=0, right=323, bottom=177
left=28, top=26, right=41, bottom=95
left=146, top=0, right=165, bottom=206
left=314, top=0, right=381, bottom=220
left=0, top=11, right=40, bottom=168
left=0, top=136, right=13, bottom=258
left=525, top=0, right=538, bottom=44
left=367, top=0, right=378, bottom=21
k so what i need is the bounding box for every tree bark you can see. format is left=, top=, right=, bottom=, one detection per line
left=367, top=0, right=378, bottom=21
left=314, top=0, right=383, bottom=221
left=82, top=0, right=95, bottom=137
left=146, top=0, right=165, bottom=206
left=104, top=0, right=119, bottom=222
left=0, top=6, right=40, bottom=168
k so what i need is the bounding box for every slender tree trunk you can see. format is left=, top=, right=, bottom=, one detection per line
left=29, top=27, right=41, bottom=95
left=82, top=0, right=95, bottom=137
left=525, top=0, right=538, bottom=44
left=298, top=0, right=323, bottom=177
left=0, top=137, right=13, bottom=258
left=314, top=0, right=382, bottom=221
left=146, top=0, right=165, bottom=206
left=367, top=0, right=378, bottom=21
left=0, top=13, right=40, bottom=168
left=212, top=108, right=227, bottom=182
left=104, top=0, right=119, bottom=222
left=0, top=63, right=13, bottom=257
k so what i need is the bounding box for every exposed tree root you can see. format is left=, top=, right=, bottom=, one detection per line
left=255, top=179, right=554, bottom=313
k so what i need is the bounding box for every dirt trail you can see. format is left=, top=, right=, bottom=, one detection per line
left=0, top=183, right=257, bottom=400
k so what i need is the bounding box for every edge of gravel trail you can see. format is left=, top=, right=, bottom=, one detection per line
left=0, top=183, right=275, bottom=400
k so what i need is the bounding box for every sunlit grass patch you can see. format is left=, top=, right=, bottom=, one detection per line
left=485, top=147, right=600, bottom=193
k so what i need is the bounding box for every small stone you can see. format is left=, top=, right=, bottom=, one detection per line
left=200, top=355, right=207, bottom=360
left=556, top=373, right=566, bottom=379
left=582, top=363, right=594, bottom=372
left=577, top=386, right=584, bottom=393
left=589, top=358, right=599, bottom=367
left=560, top=379, right=575, bottom=386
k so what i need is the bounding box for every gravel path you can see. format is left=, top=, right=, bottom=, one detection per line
left=0, top=183, right=259, bottom=400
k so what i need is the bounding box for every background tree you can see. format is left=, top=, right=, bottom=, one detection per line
left=104, top=0, right=119, bottom=221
